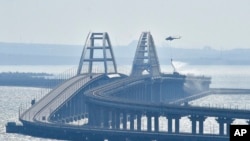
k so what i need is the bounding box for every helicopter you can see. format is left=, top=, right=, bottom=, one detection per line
left=165, top=36, right=181, bottom=41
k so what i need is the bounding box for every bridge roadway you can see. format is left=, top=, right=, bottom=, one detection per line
left=17, top=74, right=250, bottom=141
left=86, top=76, right=250, bottom=120
left=20, top=73, right=102, bottom=123
left=84, top=76, right=250, bottom=141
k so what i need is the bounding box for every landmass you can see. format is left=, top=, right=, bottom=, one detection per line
left=0, top=72, right=62, bottom=88
left=0, top=42, right=250, bottom=65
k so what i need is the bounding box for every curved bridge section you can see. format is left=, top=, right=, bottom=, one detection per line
left=84, top=76, right=250, bottom=141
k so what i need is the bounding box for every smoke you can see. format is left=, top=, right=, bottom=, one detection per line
left=184, top=75, right=204, bottom=95
left=170, top=60, right=209, bottom=95
left=171, top=60, right=187, bottom=69
left=171, top=60, right=201, bottom=75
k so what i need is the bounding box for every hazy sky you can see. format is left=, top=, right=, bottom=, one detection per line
left=1, top=0, right=250, bottom=49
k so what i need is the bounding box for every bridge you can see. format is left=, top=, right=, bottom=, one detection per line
left=6, top=32, right=250, bottom=141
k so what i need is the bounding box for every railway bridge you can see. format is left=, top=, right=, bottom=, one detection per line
left=6, top=32, right=250, bottom=141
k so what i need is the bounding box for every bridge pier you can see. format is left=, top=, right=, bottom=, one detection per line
left=216, top=117, right=233, bottom=136
left=122, top=112, right=127, bottom=130
left=115, top=111, right=120, bottom=129
left=198, top=116, right=206, bottom=134
left=166, top=114, right=181, bottom=133
left=87, top=103, right=95, bottom=126
left=189, top=115, right=206, bottom=134
left=95, top=107, right=103, bottom=126
left=154, top=114, right=159, bottom=132
left=130, top=113, right=135, bottom=130
left=111, top=110, right=116, bottom=129
left=147, top=113, right=152, bottom=131
left=167, top=115, right=173, bottom=133
left=175, top=116, right=181, bottom=133
left=137, top=114, right=142, bottom=131
left=103, top=109, right=110, bottom=128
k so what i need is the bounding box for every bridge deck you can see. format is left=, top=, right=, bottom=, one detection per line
left=86, top=77, right=250, bottom=119
left=20, top=74, right=101, bottom=123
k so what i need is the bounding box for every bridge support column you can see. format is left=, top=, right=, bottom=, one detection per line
left=147, top=113, right=152, bottom=131
left=123, top=112, right=127, bottom=130
left=166, top=115, right=181, bottom=133
left=137, top=114, right=142, bottom=131
left=103, top=109, right=109, bottom=128
left=154, top=114, right=159, bottom=132
left=167, top=115, right=173, bottom=133
left=189, top=115, right=198, bottom=134
left=216, top=117, right=233, bottom=135
left=189, top=115, right=206, bottom=134
left=226, top=119, right=233, bottom=136
left=174, top=116, right=181, bottom=133
left=87, top=103, right=96, bottom=126
left=130, top=114, right=135, bottom=130
left=198, top=116, right=206, bottom=134
left=94, top=107, right=102, bottom=126
left=115, top=112, right=120, bottom=129
left=111, top=110, right=116, bottom=129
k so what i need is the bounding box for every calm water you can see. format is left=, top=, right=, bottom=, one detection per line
left=1, top=65, right=250, bottom=140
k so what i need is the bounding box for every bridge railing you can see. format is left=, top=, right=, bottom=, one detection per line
left=18, top=67, right=78, bottom=118
left=48, top=75, right=94, bottom=118
left=19, top=64, right=117, bottom=120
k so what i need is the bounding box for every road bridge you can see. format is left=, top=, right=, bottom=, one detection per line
left=6, top=32, right=250, bottom=141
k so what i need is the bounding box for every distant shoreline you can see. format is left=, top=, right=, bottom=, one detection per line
left=1, top=42, right=250, bottom=66
left=0, top=72, right=64, bottom=88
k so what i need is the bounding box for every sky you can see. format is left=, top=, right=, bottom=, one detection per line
left=0, top=0, right=250, bottom=49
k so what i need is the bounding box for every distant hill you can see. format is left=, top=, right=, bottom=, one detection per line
left=0, top=42, right=81, bottom=65
left=1, top=42, right=250, bottom=65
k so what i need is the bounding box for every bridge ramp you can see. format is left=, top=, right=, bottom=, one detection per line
left=20, top=74, right=101, bottom=123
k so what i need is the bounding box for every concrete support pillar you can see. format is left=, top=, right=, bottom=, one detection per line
left=167, top=114, right=181, bottom=133
left=137, top=114, right=142, bottom=131
left=217, top=118, right=224, bottom=136
left=115, top=112, right=120, bottom=129
left=87, top=103, right=95, bottom=126
left=147, top=114, right=152, bottom=131
left=167, top=116, right=173, bottom=133
left=226, top=120, right=232, bottom=136
left=103, top=109, right=109, bottom=128
left=198, top=116, right=206, bottom=135
left=189, top=115, right=206, bottom=134
left=216, top=117, right=233, bottom=136
left=130, top=114, right=135, bottom=130
left=122, top=112, right=127, bottom=130
left=189, top=115, right=197, bottom=134
left=175, top=116, right=181, bottom=133
left=154, top=114, right=159, bottom=132
left=111, top=110, right=116, bottom=129
left=94, top=107, right=101, bottom=127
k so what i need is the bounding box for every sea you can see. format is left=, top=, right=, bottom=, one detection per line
left=1, top=65, right=250, bottom=141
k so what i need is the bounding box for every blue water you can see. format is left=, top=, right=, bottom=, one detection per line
left=1, top=65, right=250, bottom=140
